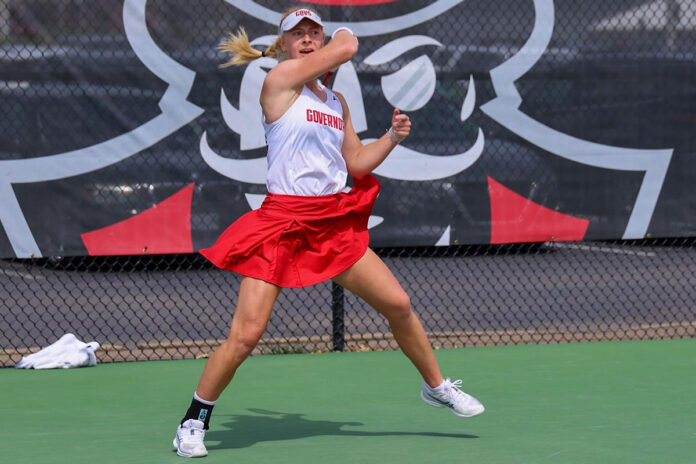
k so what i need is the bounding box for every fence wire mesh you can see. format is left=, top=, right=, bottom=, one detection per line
left=1, top=1, right=696, bottom=366
left=3, top=240, right=696, bottom=366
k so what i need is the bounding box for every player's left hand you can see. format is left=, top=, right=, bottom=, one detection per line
left=391, top=108, right=411, bottom=141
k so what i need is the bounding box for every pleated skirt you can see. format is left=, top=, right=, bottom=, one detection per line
left=200, top=175, right=380, bottom=288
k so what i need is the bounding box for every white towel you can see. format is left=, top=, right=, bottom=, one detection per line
left=15, top=333, right=99, bottom=369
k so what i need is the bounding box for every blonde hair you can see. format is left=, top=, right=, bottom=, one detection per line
left=218, top=6, right=322, bottom=67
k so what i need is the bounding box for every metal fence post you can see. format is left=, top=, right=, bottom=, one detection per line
left=331, top=282, right=345, bottom=352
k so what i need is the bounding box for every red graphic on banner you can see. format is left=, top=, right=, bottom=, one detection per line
left=302, top=0, right=397, bottom=5
left=81, top=184, right=195, bottom=255
left=488, top=177, right=589, bottom=244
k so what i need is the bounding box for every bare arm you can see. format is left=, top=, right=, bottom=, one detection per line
left=261, top=30, right=358, bottom=123
left=339, top=94, right=411, bottom=179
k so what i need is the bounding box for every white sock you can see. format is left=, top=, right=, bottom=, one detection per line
left=425, top=379, right=447, bottom=393
left=194, top=391, right=217, bottom=406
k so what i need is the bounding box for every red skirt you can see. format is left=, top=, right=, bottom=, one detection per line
left=200, top=175, right=380, bottom=288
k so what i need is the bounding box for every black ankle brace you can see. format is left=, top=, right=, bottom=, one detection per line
left=181, top=397, right=214, bottom=430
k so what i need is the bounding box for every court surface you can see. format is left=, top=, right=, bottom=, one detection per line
left=3, top=338, right=695, bottom=463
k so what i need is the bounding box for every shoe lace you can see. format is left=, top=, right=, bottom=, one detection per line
left=182, top=424, right=205, bottom=444
left=444, top=378, right=469, bottom=402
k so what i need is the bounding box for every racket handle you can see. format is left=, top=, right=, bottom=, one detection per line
left=322, top=70, right=334, bottom=86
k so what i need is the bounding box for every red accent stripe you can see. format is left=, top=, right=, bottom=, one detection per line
left=301, top=0, right=397, bottom=5
left=81, top=184, right=194, bottom=255
left=488, top=177, right=589, bottom=244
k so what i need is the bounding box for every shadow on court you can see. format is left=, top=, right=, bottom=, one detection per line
left=206, top=408, right=478, bottom=449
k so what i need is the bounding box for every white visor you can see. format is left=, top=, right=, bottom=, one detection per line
left=280, top=9, right=324, bottom=32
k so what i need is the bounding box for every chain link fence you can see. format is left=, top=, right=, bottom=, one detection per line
left=3, top=239, right=696, bottom=366
left=2, top=1, right=696, bottom=366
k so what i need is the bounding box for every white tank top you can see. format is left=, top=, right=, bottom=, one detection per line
left=263, top=82, right=347, bottom=196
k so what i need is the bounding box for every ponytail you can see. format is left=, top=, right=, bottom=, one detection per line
left=218, top=27, right=285, bottom=67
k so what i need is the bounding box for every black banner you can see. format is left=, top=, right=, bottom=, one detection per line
left=1, top=0, right=695, bottom=258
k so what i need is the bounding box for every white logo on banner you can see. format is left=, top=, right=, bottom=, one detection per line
left=0, top=0, right=674, bottom=257
left=0, top=0, right=203, bottom=257
left=479, top=0, right=672, bottom=239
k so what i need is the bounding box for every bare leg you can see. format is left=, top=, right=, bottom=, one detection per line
left=332, top=248, right=444, bottom=388
left=195, top=276, right=281, bottom=401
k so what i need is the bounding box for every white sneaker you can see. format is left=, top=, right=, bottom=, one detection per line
left=421, top=378, right=485, bottom=417
left=173, top=419, right=208, bottom=458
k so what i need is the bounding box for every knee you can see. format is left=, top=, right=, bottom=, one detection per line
left=235, top=333, right=262, bottom=356
left=383, top=290, right=413, bottom=323
left=227, top=323, right=265, bottom=357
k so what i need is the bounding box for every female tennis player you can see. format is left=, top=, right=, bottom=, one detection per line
left=173, top=6, right=484, bottom=458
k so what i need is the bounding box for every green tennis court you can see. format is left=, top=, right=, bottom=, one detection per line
left=4, top=338, right=694, bottom=463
